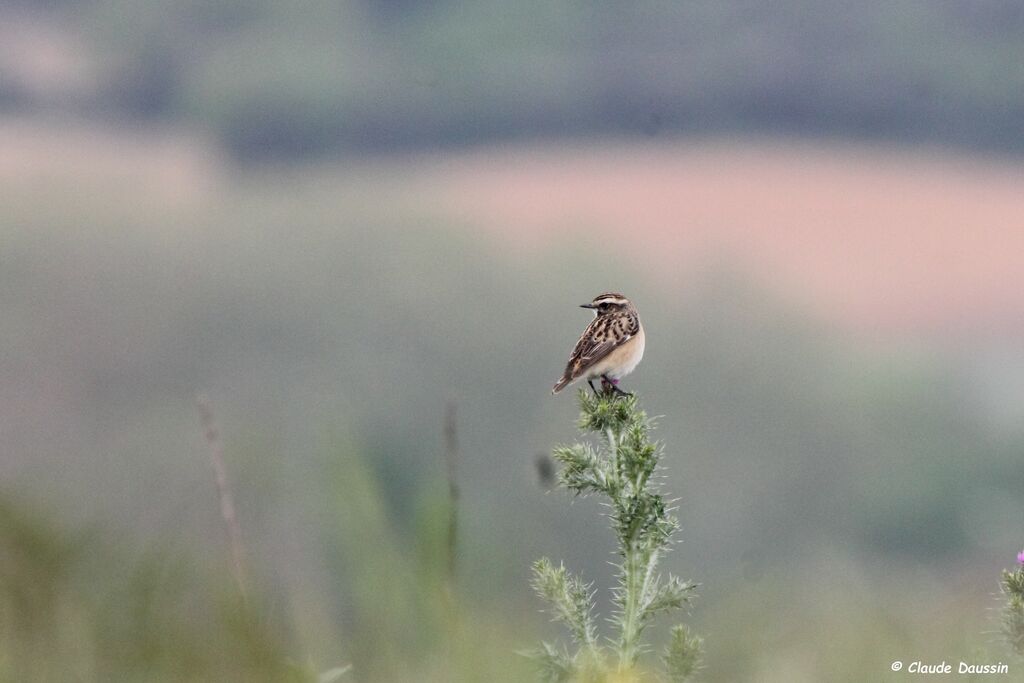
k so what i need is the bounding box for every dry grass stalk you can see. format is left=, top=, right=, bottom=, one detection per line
left=196, top=394, right=248, bottom=599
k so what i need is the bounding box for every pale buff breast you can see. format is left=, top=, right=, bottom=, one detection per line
left=586, top=323, right=645, bottom=380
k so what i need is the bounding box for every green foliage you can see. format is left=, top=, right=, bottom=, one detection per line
left=531, top=392, right=701, bottom=682
left=317, top=440, right=536, bottom=682
left=0, top=495, right=80, bottom=682
left=0, top=442, right=532, bottom=682
left=320, top=441, right=447, bottom=679
left=0, top=492, right=304, bottom=682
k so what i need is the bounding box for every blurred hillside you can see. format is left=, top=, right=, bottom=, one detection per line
left=3, top=1, right=1024, bottom=159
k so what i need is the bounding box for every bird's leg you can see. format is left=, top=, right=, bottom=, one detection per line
left=587, top=378, right=600, bottom=396
left=601, top=374, right=632, bottom=397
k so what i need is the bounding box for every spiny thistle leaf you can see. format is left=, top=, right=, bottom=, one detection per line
left=577, top=391, right=642, bottom=434
left=664, top=624, right=703, bottom=682
left=1002, top=560, right=1024, bottom=655
left=643, top=575, right=698, bottom=618
left=523, top=641, right=576, bottom=683
left=1004, top=566, right=1024, bottom=598
left=552, top=443, right=612, bottom=496
left=531, top=558, right=598, bottom=648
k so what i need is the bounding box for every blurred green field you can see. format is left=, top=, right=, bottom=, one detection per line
left=2, top=139, right=1023, bottom=681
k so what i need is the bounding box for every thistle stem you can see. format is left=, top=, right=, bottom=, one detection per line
left=618, top=544, right=643, bottom=669
left=531, top=392, right=702, bottom=681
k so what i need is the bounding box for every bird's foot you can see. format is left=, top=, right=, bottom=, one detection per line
left=601, top=375, right=632, bottom=398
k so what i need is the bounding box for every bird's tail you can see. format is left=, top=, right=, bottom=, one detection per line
left=551, top=375, right=572, bottom=394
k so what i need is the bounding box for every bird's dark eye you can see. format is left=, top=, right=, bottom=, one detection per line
left=599, top=303, right=608, bottom=310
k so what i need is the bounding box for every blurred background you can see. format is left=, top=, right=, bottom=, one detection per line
left=2, top=1, right=1024, bottom=681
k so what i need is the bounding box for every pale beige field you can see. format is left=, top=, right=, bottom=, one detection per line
left=8, top=120, right=1023, bottom=335
left=412, top=139, right=1024, bottom=336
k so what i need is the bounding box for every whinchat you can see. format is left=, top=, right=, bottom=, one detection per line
left=552, top=292, right=645, bottom=396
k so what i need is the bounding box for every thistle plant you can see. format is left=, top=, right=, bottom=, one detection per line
left=1000, top=550, right=1024, bottom=656
left=529, top=391, right=702, bottom=682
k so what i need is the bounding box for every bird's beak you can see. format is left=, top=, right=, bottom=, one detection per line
left=580, top=303, right=597, bottom=309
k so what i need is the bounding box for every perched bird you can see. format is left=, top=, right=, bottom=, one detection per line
left=551, top=292, right=645, bottom=396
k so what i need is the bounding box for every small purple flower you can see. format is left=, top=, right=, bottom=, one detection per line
left=1017, top=549, right=1024, bottom=566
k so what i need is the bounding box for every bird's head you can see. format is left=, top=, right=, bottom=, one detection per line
left=580, top=292, right=633, bottom=317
